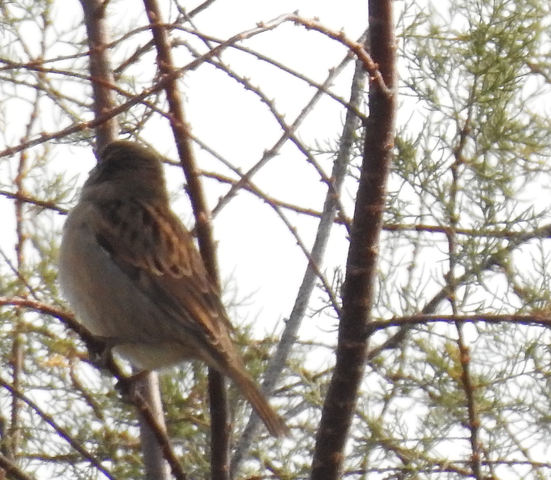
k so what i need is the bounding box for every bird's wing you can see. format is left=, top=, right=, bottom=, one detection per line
left=92, top=198, right=233, bottom=347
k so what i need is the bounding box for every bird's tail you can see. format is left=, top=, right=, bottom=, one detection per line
left=228, top=363, right=288, bottom=437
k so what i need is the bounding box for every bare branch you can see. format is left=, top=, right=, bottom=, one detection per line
left=142, top=0, right=230, bottom=475
left=0, top=454, right=37, bottom=480
left=232, top=54, right=368, bottom=471
left=0, top=376, right=116, bottom=480
left=288, top=14, right=391, bottom=96
left=311, top=2, right=397, bottom=478
left=0, top=15, right=292, bottom=159
left=79, top=0, right=118, bottom=146
left=367, top=313, right=551, bottom=331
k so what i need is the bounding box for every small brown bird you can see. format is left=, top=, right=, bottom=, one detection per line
left=58, top=140, right=287, bottom=436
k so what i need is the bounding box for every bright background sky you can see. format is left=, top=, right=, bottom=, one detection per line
left=0, top=2, right=378, bottom=349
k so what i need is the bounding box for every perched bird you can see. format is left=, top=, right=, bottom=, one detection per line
left=58, top=140, right=287, bottom=436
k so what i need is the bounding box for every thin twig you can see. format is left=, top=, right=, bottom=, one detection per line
left=0, top=296, right=186, bottom=479
left=288, top=14, right=392, bottom=96
left=0, top=15, right=293, bottom=160
left=0, top=454, right=36, bottom=480
left=366, top=313, right=551, bottom=331
left=0, top=377, right=115, bottom=480
left=232, top=54, right=367, bottom=472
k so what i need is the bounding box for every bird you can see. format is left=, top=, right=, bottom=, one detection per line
left=58, top=139, right=287, bottom=436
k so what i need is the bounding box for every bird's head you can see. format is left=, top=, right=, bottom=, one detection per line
left=83, top=140, right=170, bottom=202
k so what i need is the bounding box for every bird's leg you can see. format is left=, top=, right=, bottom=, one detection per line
left=84, top=334, right=116, bottom=369
left=115, top=370, right=151, bottom=404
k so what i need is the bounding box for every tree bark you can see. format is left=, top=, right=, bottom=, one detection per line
left=311, top=2, right=397, bottom=478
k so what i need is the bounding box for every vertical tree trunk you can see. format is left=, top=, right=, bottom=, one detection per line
left=311, top=2, right=397, bottom=478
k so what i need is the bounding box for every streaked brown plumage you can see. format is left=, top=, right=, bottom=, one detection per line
left=59, top=140, right=287, bottom=436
